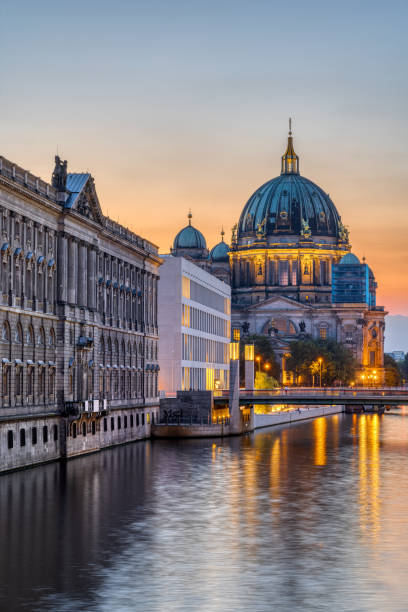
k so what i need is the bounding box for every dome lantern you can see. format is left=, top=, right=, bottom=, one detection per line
left=281, top=118, right=299, bottom=175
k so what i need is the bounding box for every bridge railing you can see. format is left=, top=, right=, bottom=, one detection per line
left=214, top=387, right=408, bottom=399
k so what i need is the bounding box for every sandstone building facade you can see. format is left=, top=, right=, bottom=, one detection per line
left=0, top=154, right=161, bottom=472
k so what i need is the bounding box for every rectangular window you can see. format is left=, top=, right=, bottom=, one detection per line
left=136, top=413, right=140, bottom=427
left=142, top=413, right=145, bottom=426
left=104, top=418, right=107, bottom=432
left=124, top=415, right=128, bottom=428
left=20, top=429, right=26, bottom=447
left=279, top=260, right=289, bottom=286
left=182, top=276, right=190, bottom=299
left=291, top=261, right=298, bottom=285
left=43, top=426, right=48, bottom=444
left=7, top=430, right=13, bottom=449
left=319, top=327, right=327, bottom=339
left=146, top=413, right=150, bottom=425
left=130, top=414, right=134, bottom=428
left=32, top=427, right=37, bottom=445
left=111, top=417, right=115, bottom=430
left=53, top=424, right=58, bottom=441
left=118, top=416, right=121, bottom=429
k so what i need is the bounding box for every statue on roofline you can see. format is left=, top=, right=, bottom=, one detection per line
left=256, top=217, right=267, bottom=240
left=51, top=155, right=67, bottom=191
left=300, top=218, right=312, bottom=239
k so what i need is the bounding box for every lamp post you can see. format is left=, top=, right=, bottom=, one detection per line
left=256, top=355, right=261, bottom=374
left=318, top=357, right=323, bottom=388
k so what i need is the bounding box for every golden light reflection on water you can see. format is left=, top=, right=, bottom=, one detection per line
left=314, top=417, right=327, bottom=466
left=359, top=414, right=380, bottom=541
left=270, top=438, right=281, bottom=516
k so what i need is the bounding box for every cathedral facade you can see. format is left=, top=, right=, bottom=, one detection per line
left=170, top=128, right=386, bottom=384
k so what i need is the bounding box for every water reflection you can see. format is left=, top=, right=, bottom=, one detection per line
left=2, top=414, right=408, bottom=611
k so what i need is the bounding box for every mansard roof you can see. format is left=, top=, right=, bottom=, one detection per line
left=65, top=174, right=90, bottom=207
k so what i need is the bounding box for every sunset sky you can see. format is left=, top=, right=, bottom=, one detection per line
left=2, top=0, right=407, bottom=314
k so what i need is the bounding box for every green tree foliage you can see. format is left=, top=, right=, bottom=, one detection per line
left=286, top=338, right=357, bottom=386
left=254, top=371, right=279, bottom=389
left=397, top=353, right=408, bottom=382
left=239, top=334, right=280, bottom=386
left=384, top=354, right=402, bottom=386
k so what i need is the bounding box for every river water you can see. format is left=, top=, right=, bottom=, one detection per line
left=2, top=411, right=408, bottom=612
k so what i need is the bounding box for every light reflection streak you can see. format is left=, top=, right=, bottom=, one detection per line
left=314, top=417, right=327, bottom=466
left=359, top=414, right=380, bottom=541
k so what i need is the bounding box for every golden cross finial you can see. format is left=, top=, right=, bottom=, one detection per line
left=221, top=226, right=225, bottom=241
left=187, top=209, right=192, bottom=225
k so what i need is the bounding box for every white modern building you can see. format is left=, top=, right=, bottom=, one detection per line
left=158, top=256, right=231, bottom=393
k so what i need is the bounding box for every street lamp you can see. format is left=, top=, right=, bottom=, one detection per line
left=318, top=357, right=323, bottom=388
left=255, top=355, right=261, bottom=373
left=264, top=363, right=270, bottom=373
left=361, top=374, right=366, bottom=387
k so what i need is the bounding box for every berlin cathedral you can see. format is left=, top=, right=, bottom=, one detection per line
left=170, top=126, right=386, bottom=383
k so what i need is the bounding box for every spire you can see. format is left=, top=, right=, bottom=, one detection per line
left=221, top=227, right=225, bottom=242
left=281, top=118, right=299, bottom=175
left=188, top=209, right=192, bottom=226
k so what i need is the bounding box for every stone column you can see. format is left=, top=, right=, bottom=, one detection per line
left=87, top=247, right=96, bottom=309
left=57, top=232, right=68, bottom=302
left=78, top=242, right=87, bottom=308
left=67, top=238, right=77, bottom=305
left=229, top=355, right=241, bottom=434
left=244, top=344, right=255, bottom=390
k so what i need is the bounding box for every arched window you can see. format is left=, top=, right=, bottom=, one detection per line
left=319, top=324, right=328, bottom=340
left=26, top=325, right=34, bottom=345
left=114, top=338, right=119, bottom=355
left=1, top=321, right=10, bottom=342
left=49, top=328, right=55, bottom=346
left=15, top=323, right=23, bottom=343
left=72, top=422, right=77, bottom=438
left=37, top=327, right=45, bottom=345
left=107, top=337, right=112, bottom=353
left=82, top=422, right=87, bottom=437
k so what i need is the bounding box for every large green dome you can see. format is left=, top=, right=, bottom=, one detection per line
left=237, top=130, right=343, bottom=243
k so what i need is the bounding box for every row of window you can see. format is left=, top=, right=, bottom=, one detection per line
left=181, top=367, right=229, bottom=391
left=181, top=304, right=230, bottom=339
left=100, top=336, right=158, bottom=360
left=1, top=321, right=55, bottom=346
left=6, top=410, right=158, bottom=450
left=235, top=259, right=331, bottom=287
left=7, top=424, right=58, bottom=449
left=1, top=365, right=158, bottom=406
left=69, top=411, right=156, bottom=438
left=182, top=333, right=229, bottom=364
left=2, top=365, right=55, bottom=402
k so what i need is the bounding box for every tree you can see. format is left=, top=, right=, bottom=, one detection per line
left=239, top=334, right=280, bottom=386
left=384, top=354, right=402, bottom=386
left=255, top=371, right=279, bottom=389
left=398, top=353, right=408, bottom=382
left=286, top=338, right=357, bottom=386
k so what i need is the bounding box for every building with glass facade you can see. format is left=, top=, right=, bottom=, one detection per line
left=158, top=256, right=231, bottom=393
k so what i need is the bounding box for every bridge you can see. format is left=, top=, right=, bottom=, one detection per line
left=213, top=387, right=408, bottom=408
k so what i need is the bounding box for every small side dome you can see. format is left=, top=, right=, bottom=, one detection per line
left=173, top=212, right=207, bottom=250
left=210, top=230, right=229, bottom=262
left=339, top=253, right=360, bottom=265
